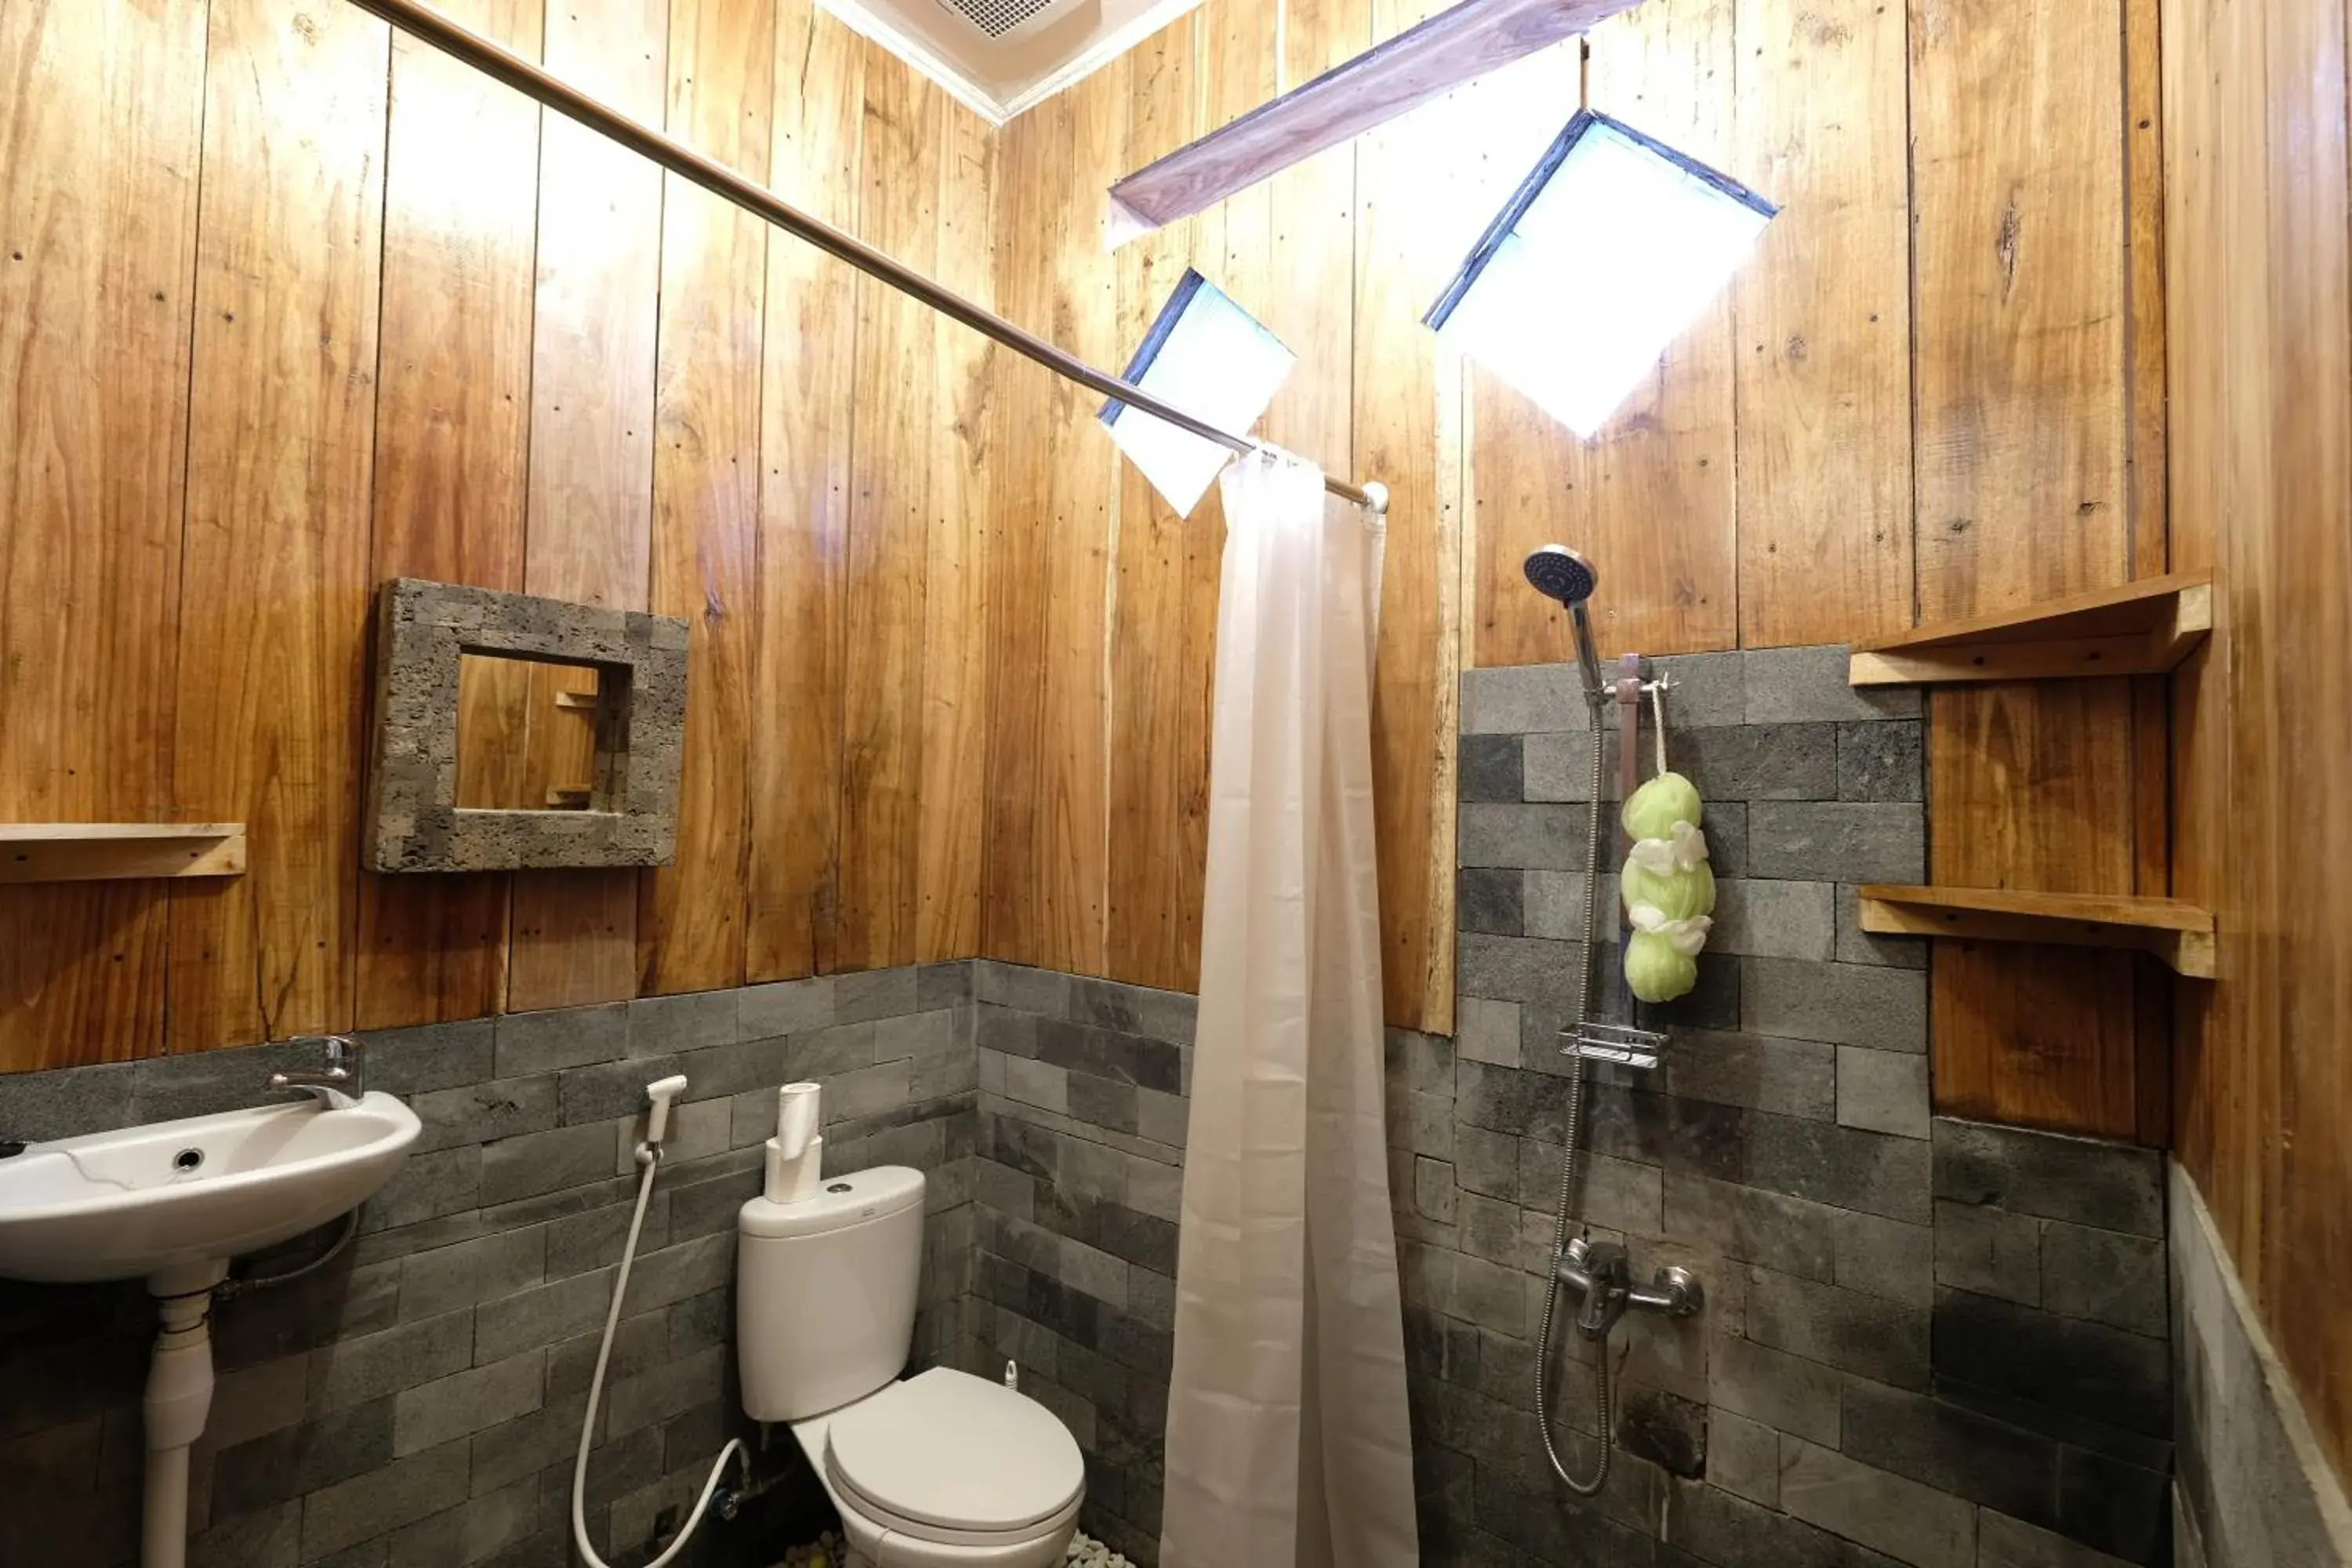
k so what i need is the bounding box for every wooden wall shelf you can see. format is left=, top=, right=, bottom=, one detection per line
left=1857, top=884, right=2216, bottom=978
left=1848, top=572, right=2212, bottom=685
left=0, top=824, right=248, bottom=884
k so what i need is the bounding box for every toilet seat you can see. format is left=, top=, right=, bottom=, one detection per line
left=824, top=1367, right=1086, bottom=1546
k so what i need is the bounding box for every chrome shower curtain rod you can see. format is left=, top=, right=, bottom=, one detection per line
left=346, top=0, right=1386, bottom=513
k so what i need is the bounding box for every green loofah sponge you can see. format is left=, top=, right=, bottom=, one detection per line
left=1624, top=929, right=1699, bottom=1003
left=1621, top=771, right=1703, bottom=841
left=1622, top=855, right=1716, bottom=922
left=1619, top=768, right=1713, bottom=1004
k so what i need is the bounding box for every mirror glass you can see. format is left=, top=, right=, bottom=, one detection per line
left=455, top=653, right=604, bottom=811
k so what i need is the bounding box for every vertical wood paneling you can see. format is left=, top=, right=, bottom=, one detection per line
left=1732, top=0, right=1913, bottom=648
left=509, top=0, right=667, bottom=1011
left=1051, top=71, right=1125, bottom=981
left=1929, top=684, right=2136, bottom=894
left=2272, top=0, right=2352, bottom=1460
left=1102, top=14, right=1201, bottom=991
left=0, top=0, right=206, bottom=1069
left=1262, top=0, right=1364, bottom=474
left=1171, top=0, right=1284, bottom=985
left=837, top=52, right=939, bottom=971
left=1457, top=38, right=1586, bottom=674
left=985, top=0, right=1478, bottom=1029
left=1259, top=0, right=1367, bottom=985
left=2259, top=0, right=2351, bottom=1471
left=747, top=1, right=861, bottom=981
left=1911, top=0, right=2129, bottom=620
left=637, top=0, right=773, bottom=995
left=1357, top=0, right=1476, bottom=1030
left=2, top=0, right=2197, bottom=1146
left=455, top=653, right=540, bottom=808
left=2165, top=0, right=2261, bottom=1246
left=1927, top=681, right=2154, bottom=1138
left=168, top=0, right=388, bottom=1051
left=978, top=118, right=1054, bottom=971
left=916, top=98, right=996, bottom=963
left=2167, top=0, right=2352, bottom=1481
left=1933, top=945, right=2147, bottom=1138
left=1472, top=0, right=1739, bottom=669
left=982, top=74, right=1124, bottom=975
left=356, top=0, right=543, bottom=1029
left=2125, top=0, right=2169, bottom=577
left=1457, top=0, right=2149, bottom=667
left=1911, top=0, right=2147, bottom=1144
left=0, top=0, right=996, bottom=1072
left=1566, top=0, right=1738, bottom=656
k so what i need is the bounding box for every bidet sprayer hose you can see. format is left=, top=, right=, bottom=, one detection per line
left=570, top=1141, right=749, bottom=1568
left=1533, top=698, right=1613, bottom=1497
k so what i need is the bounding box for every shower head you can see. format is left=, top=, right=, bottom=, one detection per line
left=1523, top=545, right=1599, bottom=606
left=1523, top=544, right=1606, bottom=708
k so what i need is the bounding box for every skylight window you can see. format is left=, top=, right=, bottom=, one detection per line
left=1098, top=268, right=1297, bottom=517
left=1423, top=110, right=1777, bottom=437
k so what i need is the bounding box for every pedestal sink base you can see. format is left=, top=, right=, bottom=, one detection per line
left=0, top=1092, right=422, bottom=1567
left=144, top=1261, right=228, bottom=1568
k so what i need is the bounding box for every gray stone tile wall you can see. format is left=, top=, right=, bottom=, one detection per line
left=965, top=964, right=1195, bottom=1564
left=958, top=646, right=2170, bottom=1568
left=0, top=966, right=979, bottom=1568
left=1422, top=646, right=2169, bottom=1568
left=2169, top=1163, right=2352, bottom=1568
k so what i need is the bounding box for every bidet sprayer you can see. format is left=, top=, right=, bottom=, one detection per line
left=644, top=1074, right=690, bottom=1145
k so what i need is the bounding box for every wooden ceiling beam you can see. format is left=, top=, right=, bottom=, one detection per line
left=1105, top=0, right=1642, bottom=240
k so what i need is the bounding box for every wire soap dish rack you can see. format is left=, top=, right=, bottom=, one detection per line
left=1559, top=1016, right=1670, bottom=1071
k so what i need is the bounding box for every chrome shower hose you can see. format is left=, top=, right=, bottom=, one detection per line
left=1533, top=704, right=1612, bottom=1497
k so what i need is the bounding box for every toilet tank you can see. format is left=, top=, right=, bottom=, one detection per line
left=737, top=1165, right=927, bottom=1422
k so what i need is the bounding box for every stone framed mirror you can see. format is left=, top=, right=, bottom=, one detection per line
left=365, top=578, right=689, bottom=872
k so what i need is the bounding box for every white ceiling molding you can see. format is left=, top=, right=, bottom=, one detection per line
left=992, top=0, right=1214, bottom=119
left=817, top=0, right=1209, bottom=125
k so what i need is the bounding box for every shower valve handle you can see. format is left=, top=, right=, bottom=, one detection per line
left=1628, top=1265, right=1705, bottom=1319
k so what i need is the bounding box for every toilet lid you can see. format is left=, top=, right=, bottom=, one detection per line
left=826, top=1367, right=1084, bottom=1534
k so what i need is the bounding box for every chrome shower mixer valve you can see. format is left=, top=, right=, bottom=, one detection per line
left=1555, top=1236, right=1704, bottom=1341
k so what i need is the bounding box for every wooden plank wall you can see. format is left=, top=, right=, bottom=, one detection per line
left=507, top=0, right=667, bottom=1013
left=984, top=0, right=1479, bottom=1030
left=2165, top=0, right=2352, bottom=1486
left=1912, top=0, right=2172, bottom=1144
left=0, top=0, right=996, bottom=1072
left=640, top=0, right=775, bottom=997
left=0, top=0, right=2226, bottom=1149
left=0, top=0, right=207, bottom=1071
left=981, top=0, right=2160, bottom=1060
left=360, top=0, right=543, bottom=1028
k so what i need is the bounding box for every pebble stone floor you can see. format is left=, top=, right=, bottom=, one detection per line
left=775, top=1531, right=1133, bottom=1567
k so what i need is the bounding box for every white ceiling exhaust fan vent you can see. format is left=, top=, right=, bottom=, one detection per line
left=823, top=0, right=1203, bottom=122
left=932, top=0, right=1080, bottom=41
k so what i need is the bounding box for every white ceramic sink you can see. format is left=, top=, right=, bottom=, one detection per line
left=0, top=1091, right=421, bottom=1286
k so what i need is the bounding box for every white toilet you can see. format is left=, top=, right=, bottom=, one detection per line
left=738, top=1166, right=1087, bottom=1568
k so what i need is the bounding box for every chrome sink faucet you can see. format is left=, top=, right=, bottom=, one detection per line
left=269, top=1036, right=364, bottom=1111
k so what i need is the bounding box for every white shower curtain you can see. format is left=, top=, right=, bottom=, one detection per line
left=1159, top=451, right=1418, bottom=1568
